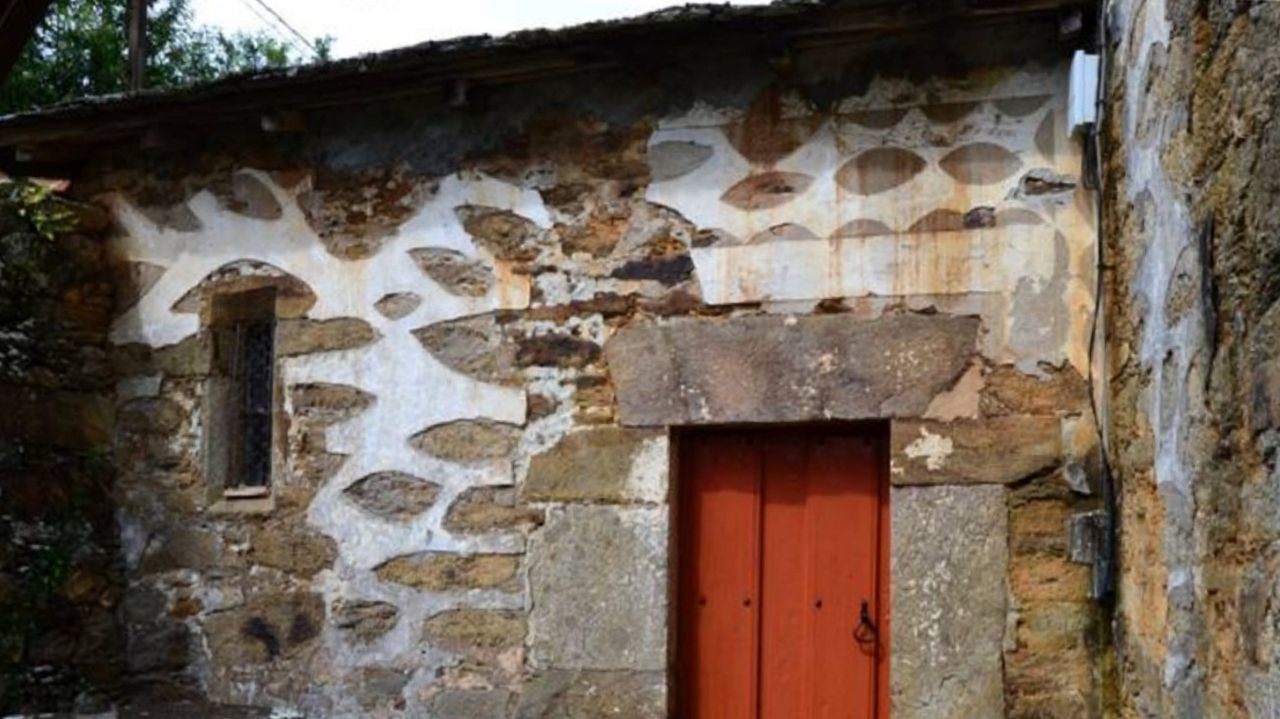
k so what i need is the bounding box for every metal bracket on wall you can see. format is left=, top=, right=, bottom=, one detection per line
left=1068, top=510, right=1111, bottom=600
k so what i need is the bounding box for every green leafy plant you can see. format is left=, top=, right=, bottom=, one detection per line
left=0, top=0, right=333, bottom=114
left=0, top=180, right=74, bottom=240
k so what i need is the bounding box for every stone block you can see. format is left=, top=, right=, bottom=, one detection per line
left=275, top=317, right=378, bottom=356
left=247, top=522, right=337, bottom=578
left=422, top=608, right=526, bottom=657
left=374, top=291, right=422, bottom=320
left=455, top=205, right=542, bottom=261
left=117, top=391, right=184, bottom=429
left=523, top=427, right=664, bottom=503
left=137, top=526, right=226, bottom=574
left=352, top=667, right=410, bottom=711
left=410, top=419, right=522, bottom=463
left=109, top=334, right=211, bottom=377
left=444, top=486, right=544, bottom=534
left=1010, top=499, right=1074, bottom=557
left=1012, top=601, right=1094, bottom=654
left=289, top=382, right=375, bottom=424
left=203, top=591, right=324, bottom=665
left=528, top=506, right=666, bottom=670
left=515, top=670, right=665, bottom=719
left=213, top=172, right=284, bottom=220
left=891, top=484, right=1008, bottom=718
left=606, top=313, right=978, bottom=426
left=296, top=167, right=425, bottom=259
left=648, top=139, right=714, bottom=182
left=116, top=374, right=162, bottom=401
left=342, top=471, right=441, bottom=521
left=431, top=688, right=515, bottom=718
left=980, top=364, right=1089, bottom=417
left=375, top=552, right=519, bottom=592
left=890, top=416, right=1062, bottom=485
left=414, top=314, right=518, bottom=385
left=572, top=375, right=616, bottom=425
left=410, top=247, right=495, bottom=297
left=332, top=599, right=400, bottom=643
left=609, top=254, right=694, bottom=285
left=126, top=619, right=192, bottom=674
left=1250, top=303, right=1280, bottom=433
left=173, top=261, right=317, bottom=319
left=515, top=334, right=602, bottom=369
left=1009, top=555, right=1091, bottom=602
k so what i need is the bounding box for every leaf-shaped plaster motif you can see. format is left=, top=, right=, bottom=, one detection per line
left=939, top=143, right=1023, bottom=185
left=720, top=171, right=815, bottom=211
left=836, top=148, right=928, bottom=196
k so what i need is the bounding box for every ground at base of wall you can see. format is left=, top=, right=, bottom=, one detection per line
left=19, top=698, right=276, bottom=719
left=1, top=687, right=290, bottom=719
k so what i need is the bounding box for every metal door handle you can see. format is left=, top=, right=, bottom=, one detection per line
left=853, top=600, right=877, bottom=646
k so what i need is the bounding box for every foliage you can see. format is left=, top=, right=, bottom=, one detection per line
left=0, top=180, right=74, bottom=240
left=0, top=187, right=116, bottom=713
left=0, top=444, right=113, bottom=713
left=0, top=0, right=333, bottom=114
left=0, top=179, right=75, bottom=382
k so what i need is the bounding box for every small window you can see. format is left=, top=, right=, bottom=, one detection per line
left=208, top=287, right=278, bottom=498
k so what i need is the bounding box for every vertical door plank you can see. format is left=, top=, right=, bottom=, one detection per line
left=678, top=434, right=762, bottom=719
left=759, top=436, right=812, bottom=719
left=807, top=432, right=881, bottom=719
left=875, top=430, right=892, bottom=719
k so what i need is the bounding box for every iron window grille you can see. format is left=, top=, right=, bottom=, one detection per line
left=212, top=287, right=277, bottom=497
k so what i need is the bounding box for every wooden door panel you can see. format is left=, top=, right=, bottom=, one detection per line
left=677, top=434, right=762, bottom=719
left=759, top=437, right=812, bottom=719
left=678, top=427, right=886, bottom=719
left=806, top=433, right=881, bottom=719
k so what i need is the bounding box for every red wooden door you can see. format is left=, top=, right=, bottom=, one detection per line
left=677, top=426, right=889, bottom=719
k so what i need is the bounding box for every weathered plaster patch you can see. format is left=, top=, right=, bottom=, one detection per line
left=893, top=416, right=1064, bottom=485
left=924, top=361, right=983, bottom=420
left=690, top=225, right=1058, bottom=304
left=646, top=68, right=1096, bottom=378
left=624, top=434, right=669, bottom=504
left=903, top=426, right=953, bottom=471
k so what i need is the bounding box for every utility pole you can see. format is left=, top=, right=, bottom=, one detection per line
left=127, top=0, right=145, bottom=92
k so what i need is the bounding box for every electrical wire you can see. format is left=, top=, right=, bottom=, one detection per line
left=233, top=0, right=310, bottom=57
left=248, top=0, right=317, bottom=55
left=1085, top=0, right=1117, bottom=603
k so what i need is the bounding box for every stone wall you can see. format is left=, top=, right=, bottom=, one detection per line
left=78, top=28, right=1103, bottom=718
left=0, top=182, right=121, bottom=714
left=1104, top=0, right=1280, bottom=716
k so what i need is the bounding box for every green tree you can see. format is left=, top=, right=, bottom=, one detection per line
left=0, top=0, right=332, bottom=114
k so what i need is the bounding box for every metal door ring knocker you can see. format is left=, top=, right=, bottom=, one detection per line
left=853, top=599, right=877, bottom=646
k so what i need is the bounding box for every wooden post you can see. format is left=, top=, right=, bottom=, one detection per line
left=127, top=0, right=145, bottom=92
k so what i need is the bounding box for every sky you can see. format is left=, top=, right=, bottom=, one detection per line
left=191, top=0, right=775, bottom=60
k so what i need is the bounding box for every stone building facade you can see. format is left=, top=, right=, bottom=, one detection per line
left=0, top=0, right=1187, bottom=716
left=1104, top=0, right=1280, bottom=716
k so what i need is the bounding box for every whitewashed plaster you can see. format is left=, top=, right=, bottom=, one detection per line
left=107, top=169, right=551, bottom=569
left=648, top=62, right=1098, bottom=374
left=690, top=225, right=1059, bottom=303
